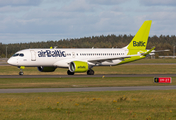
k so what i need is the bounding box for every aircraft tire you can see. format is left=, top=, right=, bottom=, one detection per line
left=67, top=70, right=74, bottom=75
left=87, top=69, right=94, bottom=75
left=19, top=72, right=24, bottom=75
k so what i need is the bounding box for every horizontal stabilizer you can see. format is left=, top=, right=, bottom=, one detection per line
left=151, top=49, right=170, bottom=53
left=144, top=47, right=155, bottom=56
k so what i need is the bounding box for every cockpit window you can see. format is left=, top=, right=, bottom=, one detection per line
left=12, top=54, right=19, bottom=57
left=12, top=53, right=24, bottom=57
left=19, top=53, right=24, bottom=57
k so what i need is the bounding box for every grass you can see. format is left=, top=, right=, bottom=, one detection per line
left=0, top=90, right=176, bottom=120
left=0, top=77, right=175, bottom=89
left=0, top=59, right=176, bottom=119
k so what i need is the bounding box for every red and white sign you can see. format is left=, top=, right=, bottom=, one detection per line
left=154, top=77, right=172, bottom=83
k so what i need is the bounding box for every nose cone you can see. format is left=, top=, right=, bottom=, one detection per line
left=7, top=58, right=17, bottom=66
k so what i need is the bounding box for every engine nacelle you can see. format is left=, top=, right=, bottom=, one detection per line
left=69, top=61, right=89, bottom=72
left=37, top=66, right=56, bottom=72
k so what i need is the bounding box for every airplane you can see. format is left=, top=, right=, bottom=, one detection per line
left=8, top=20, right=156, bottom=75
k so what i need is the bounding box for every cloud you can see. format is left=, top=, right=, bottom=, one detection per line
left=0, top=0, right=176, bottom=44
left=0, top=6, right=30, bottom=13
left=63, top=0, right=94, bottom=12
left=147, top=11, right=176, bottom=35
left=0, top=0, right=43, bottom=7
left=140, top=0, right=176, bottom=6
left=88, top=0, right=129, bottom=5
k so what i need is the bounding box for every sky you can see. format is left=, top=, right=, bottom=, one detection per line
left=0, top=0, right=176, bottom=44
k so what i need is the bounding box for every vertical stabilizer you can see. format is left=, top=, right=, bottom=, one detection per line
left=125, top=20, right=152, bottom=55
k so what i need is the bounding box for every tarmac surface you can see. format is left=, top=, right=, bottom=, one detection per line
left=1, top=74, right=176, bottom=78
left=0, top=86, right=175, bottom=93
left=0, top=61, right=176, bottom=93
left=0, top=74, right=175, bottom=93
left=1, top=61, right=176, bottom=93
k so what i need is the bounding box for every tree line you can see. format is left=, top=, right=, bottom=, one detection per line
left=0, top=34, right=175, bottom=58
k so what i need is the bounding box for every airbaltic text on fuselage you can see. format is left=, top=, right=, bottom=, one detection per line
left=133, top=41, right=145, bottom=47
left=77, top=66, right=86, bottom=69
left=38, top=50, right=66, bottom=57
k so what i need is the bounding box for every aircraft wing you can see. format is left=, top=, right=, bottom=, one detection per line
left=87, top=56, right=132, bottom=63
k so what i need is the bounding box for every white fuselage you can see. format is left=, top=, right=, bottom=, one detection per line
left=8, top=48, right=128, bottom=68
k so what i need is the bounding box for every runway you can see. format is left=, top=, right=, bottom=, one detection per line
left=0, top=74, right=175, bottom=93
left=0, top=86, right=175, bottom=93
left=1, top=74, right=176, bottom=78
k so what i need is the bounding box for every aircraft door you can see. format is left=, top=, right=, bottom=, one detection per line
left=125, top=49, right=128, bottom=55
left=72, top=52, right=75, bottom=58
left=30, top=50, right=36, bottom=61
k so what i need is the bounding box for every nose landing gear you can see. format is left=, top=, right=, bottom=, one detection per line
left=18, top=66, right=25, bottom=75
left=19, top=70, right=24, bottom=75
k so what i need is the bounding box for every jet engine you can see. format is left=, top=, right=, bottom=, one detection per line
left=69, top=61, right=89, bottom=72
left=37, top=66, right=57, bottom=72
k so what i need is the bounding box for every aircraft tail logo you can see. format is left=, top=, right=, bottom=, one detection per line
left=125, top=20, right=152, bottom=55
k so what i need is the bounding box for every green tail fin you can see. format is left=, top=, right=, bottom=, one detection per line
left=126, top=20, right=152, bottom=55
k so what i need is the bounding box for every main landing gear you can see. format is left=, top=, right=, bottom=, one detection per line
left=67, top=69, right=94, bottom=75
left=67, top=70, right=74, bottom=75
left=87, top=69, right=94, bottom=75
